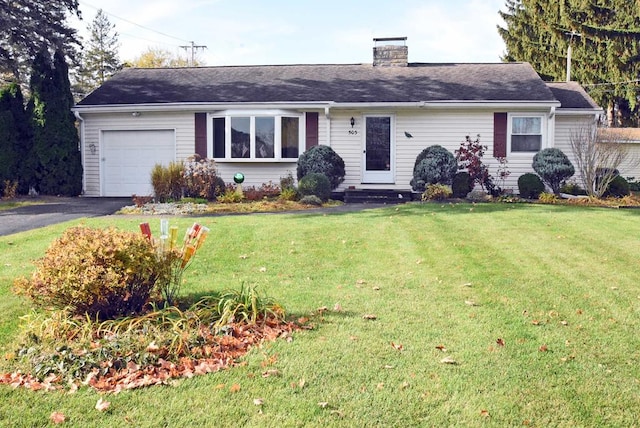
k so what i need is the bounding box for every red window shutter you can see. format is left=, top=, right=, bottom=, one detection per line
left=194, top=113, right=207, bottom=158
left=493, top=112, right=507, bottom=158
left=305, top=112, right=319, bottom=150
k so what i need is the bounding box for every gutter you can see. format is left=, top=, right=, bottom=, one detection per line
left=73, top=110, right=86, bottom=196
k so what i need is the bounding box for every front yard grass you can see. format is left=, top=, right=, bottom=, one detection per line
left=1, top=202, right=639, bottom=427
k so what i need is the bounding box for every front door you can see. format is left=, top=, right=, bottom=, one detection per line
left=362, top=115, right=394, bottom=183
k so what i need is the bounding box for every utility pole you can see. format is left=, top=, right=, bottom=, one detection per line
left=565, top=30, right=581, bottom=82
left=180, top=41, right=207, bottom=66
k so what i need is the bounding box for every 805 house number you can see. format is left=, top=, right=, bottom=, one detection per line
left=348, top=130, right=358, bottom=135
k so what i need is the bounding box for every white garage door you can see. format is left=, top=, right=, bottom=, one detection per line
left=102, top=130, right=175, bottom=196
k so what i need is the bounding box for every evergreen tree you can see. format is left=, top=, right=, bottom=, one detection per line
left=75, top=9, right=121, bottom=97
left=498, top=0, right=640, bottom=125
left=29, top=49, right=82, bottom=196
left=0, top=82, right=32, bottom=191
left=0, top=0, right=81, bottom=82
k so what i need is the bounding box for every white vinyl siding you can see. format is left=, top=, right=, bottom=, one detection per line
left=81, top=111, right=194, bottom=196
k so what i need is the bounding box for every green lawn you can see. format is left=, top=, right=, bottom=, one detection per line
left=1, top=202, right=639, bottom=427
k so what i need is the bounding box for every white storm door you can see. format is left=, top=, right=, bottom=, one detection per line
left=362, top=115, right=394, bottom=183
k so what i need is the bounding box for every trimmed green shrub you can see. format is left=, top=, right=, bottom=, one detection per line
left=298, top=173, right=331, bottom=202
left=560, top=182, right=587, bottom=196
left=452, top=171, right=472, bottom=198
left=604, top=175, right=630, bottom=198
left=532, top=148, right=574, bottom=195
left=410, top=145, right=457, bottom=191
left=13, top=226, right=164, bottom=319
left=517, top=173, right=545, bottom=199
left=422, top=184, right=453, bottom=201
left=151, top=161, right=184, bottom=202
left=297, top=145, right=345, bottom=190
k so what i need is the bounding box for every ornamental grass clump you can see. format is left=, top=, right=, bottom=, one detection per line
left=13, top=226, right=163, bottom=320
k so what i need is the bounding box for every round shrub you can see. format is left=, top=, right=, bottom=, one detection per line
left=532, top=148, right=575, bottom=195
left=452, top=171, right=472, bottom=198
left=13, top=226, right=164, bottom=319
left=517, top=173, right=545, bottom=199
left=296, top=145, right=345, bottom=190
left=604, top=175, right=630, bottom=198
left=410, top=145, right=457, bottom=191
left=298, top=173, right=331, bottom=202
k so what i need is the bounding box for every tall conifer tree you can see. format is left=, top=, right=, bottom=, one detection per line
left=0, top=83, right=32, bottom=190
left=75, top=9, right=121, bottom=97
left=29, top=49, right=82, bottom=196
left=498, top=0, right=640, bottom=125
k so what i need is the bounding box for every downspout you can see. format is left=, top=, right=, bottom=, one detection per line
left=73, top=110, right=86, bottom=196
left=324, top=106, right=331, bottom=147
left=547, top=106, right=556, bottom=148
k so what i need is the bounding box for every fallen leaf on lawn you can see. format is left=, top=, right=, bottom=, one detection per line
left=356, top=279, right=366, bottom=284
left=262, top=369, right=281, bottom=378
left=259, top=267, right=267, bottom=272
left=465, top=300, right=478, bottom=306
left=531, top=320, right=541, bottom=325
left=349, top=335, right=358, bottom=341
left=230, top=383, right=241, bottom=393
left=146, top=341, right=160, bottom=352
left=318, top=402, right=329, bottom=409
left=391, top=342, right=404, bottom=351
left=440, top=356, right=457, bottom=364
left=362, top=314, right=377, bottom=320
left=50, top=412, right=66, bottom=424
left=253, top=398, right=264, bottom=406
left=539, top=344, right=548, bottom=352
left=462, top=282, right=472, bottom=287
left=435, top=344, right=447, bottom=352
left=297, top=317, right=309, bottom=324
left=333, top=303, right=343, bottom=312
left=415, top=259, right=422, bottom=264
left=561, top=320, right=569, bottom=326
left=330, top=410, right=344, bottom=418
left=576, top=309, right=583, bottom=315
left=377, top=382, right=385, bottom=390
left=239, top=254, right=248, bottom=259
left=214, top=383, right=225, bottom=390
left=400, top=381, right=410, bottom=390
left=298, top=378, right=306, bottom=388
left=496, top=338, right=505, bottom=347
left=383, top=365, right=394, bottom=369
left=317, top=306, right=328, bottom=313
left=372, top=286, right=381, bottom=291
left=611, top=286, right=618, bottom=290
left=95, top=397, right=110, bottom=412
left=480, top=409, right=490, bottom=417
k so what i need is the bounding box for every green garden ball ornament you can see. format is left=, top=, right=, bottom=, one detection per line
left=233, top=172, right=245, bottom=184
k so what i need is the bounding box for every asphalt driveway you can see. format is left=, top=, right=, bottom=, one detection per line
left=0, top=197, right=131, bottom=236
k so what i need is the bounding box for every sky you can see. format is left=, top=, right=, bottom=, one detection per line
left=71, top=0, right=508, bottom=66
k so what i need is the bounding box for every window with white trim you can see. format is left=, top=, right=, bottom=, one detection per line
left=210, top=112, right=303, bottom=160
left=510, top=115, right=543, bottom=152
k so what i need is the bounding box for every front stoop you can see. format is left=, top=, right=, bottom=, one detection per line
left=342, top=189, right=415, bottom=204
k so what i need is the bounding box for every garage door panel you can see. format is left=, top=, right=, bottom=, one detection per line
left=102, top=130, right=175, bottom=197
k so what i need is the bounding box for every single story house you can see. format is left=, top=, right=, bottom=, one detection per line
left=73, top=37, right=602, bottom=198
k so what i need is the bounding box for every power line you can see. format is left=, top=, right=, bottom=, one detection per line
left=78, top=0, right=191, bottom=44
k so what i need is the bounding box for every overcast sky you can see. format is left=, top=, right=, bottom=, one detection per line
left=71, top=0, right=508, bottom=66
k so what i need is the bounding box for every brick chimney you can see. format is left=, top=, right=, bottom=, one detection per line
left=373, top=37, right=408, bottom=67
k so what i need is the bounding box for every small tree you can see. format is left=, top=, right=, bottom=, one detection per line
left=570, top=126, right=639, bottom=198
left=532, top=148, right=575, bottom=195
left=455, top=135, right=498, bottom=194
left=297, top=145, right=345, bottom=190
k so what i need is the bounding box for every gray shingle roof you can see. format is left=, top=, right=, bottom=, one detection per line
left=77, top=62, right=564, bottom=106
left=546, top=82, right=601, bottom=110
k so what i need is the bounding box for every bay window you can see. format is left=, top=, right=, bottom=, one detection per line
left=209, top=111, right=303, bottom=160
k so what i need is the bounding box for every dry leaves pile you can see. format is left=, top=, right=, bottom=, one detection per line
left=1, top=319, right=300, bottom=393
